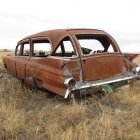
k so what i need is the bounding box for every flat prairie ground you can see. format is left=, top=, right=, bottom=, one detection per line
left=0, top=52, right=140, bottom=140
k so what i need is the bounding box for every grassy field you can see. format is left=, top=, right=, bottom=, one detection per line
left=0, top=52, right=140, bottom=140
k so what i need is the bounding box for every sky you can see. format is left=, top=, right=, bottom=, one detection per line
left=0, top=0, right=140, bottom=53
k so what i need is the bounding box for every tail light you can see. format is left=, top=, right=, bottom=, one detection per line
left=64, top=78, right=76, bottom=89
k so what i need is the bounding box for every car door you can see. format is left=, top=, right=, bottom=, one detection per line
left=3, top=44, right=22, bottom=76
left=4, top=56, right=17, bottom=76
left=25, top=37, right=53, bottom=87
left=16, top=40, right=31, bottom=79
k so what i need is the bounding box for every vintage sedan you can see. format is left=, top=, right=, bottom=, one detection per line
left=2, top=29, right=140, bottom=98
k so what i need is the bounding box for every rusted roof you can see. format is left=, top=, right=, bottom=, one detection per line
left=19, top=29, right=107, bottom=48
left=22, top=29, right=106, bottom=40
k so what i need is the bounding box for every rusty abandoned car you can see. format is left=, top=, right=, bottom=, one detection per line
left=2, top=29, right=140, bottom=98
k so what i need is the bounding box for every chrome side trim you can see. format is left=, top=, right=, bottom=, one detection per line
left=74, top=73, right=137, bottom=90
left=64, top=89, right=71, bottom=98
left=64, top=72, right=140, bottom=98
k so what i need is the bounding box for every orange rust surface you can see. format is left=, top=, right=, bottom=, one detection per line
left=81, top=54, right=124, bottom=81
left=2, top=29, right=137, bottom=97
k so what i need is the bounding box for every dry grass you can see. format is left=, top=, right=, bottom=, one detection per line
left=0, top=52, right=13, bottom=63
left=134, top=56, right=140, bottom=65
left=0, top=52, right=140, bottom=140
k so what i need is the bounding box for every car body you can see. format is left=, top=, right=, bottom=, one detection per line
left=2, top=29, right=140, bottom=98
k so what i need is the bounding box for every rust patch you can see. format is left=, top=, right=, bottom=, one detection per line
left=2, top=29, right=140, bottom=98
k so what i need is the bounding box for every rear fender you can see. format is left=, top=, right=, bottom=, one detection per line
left=26, top=57, right=81, bottom=96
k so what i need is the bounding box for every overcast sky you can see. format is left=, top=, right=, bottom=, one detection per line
left=0, top=0, right=140, bottom=52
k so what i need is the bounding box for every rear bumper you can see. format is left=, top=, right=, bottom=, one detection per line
left=64, top=71, right=140, bottom=98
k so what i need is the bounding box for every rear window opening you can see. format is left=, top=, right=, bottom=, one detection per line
left=75, top=34, right=118, bottom=55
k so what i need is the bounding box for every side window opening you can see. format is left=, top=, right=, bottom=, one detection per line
left=15, top=44, right=21, bottom=56
left=52, top=36, right=77, bottom=57
left=32, top=39, right=51, bottom=57
left=75, top=34, right=117, bottom=55
left=23, top=43, right=30, bottom=56
left=16, top=41, right=30, bottom=56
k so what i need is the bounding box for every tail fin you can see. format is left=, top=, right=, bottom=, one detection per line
left=124, top=53, right=139, bottom=61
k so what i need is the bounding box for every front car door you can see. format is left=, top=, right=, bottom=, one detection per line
left=15, top=40, right=31, bottom=79
left=3, top=44, right=21, bottom=76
